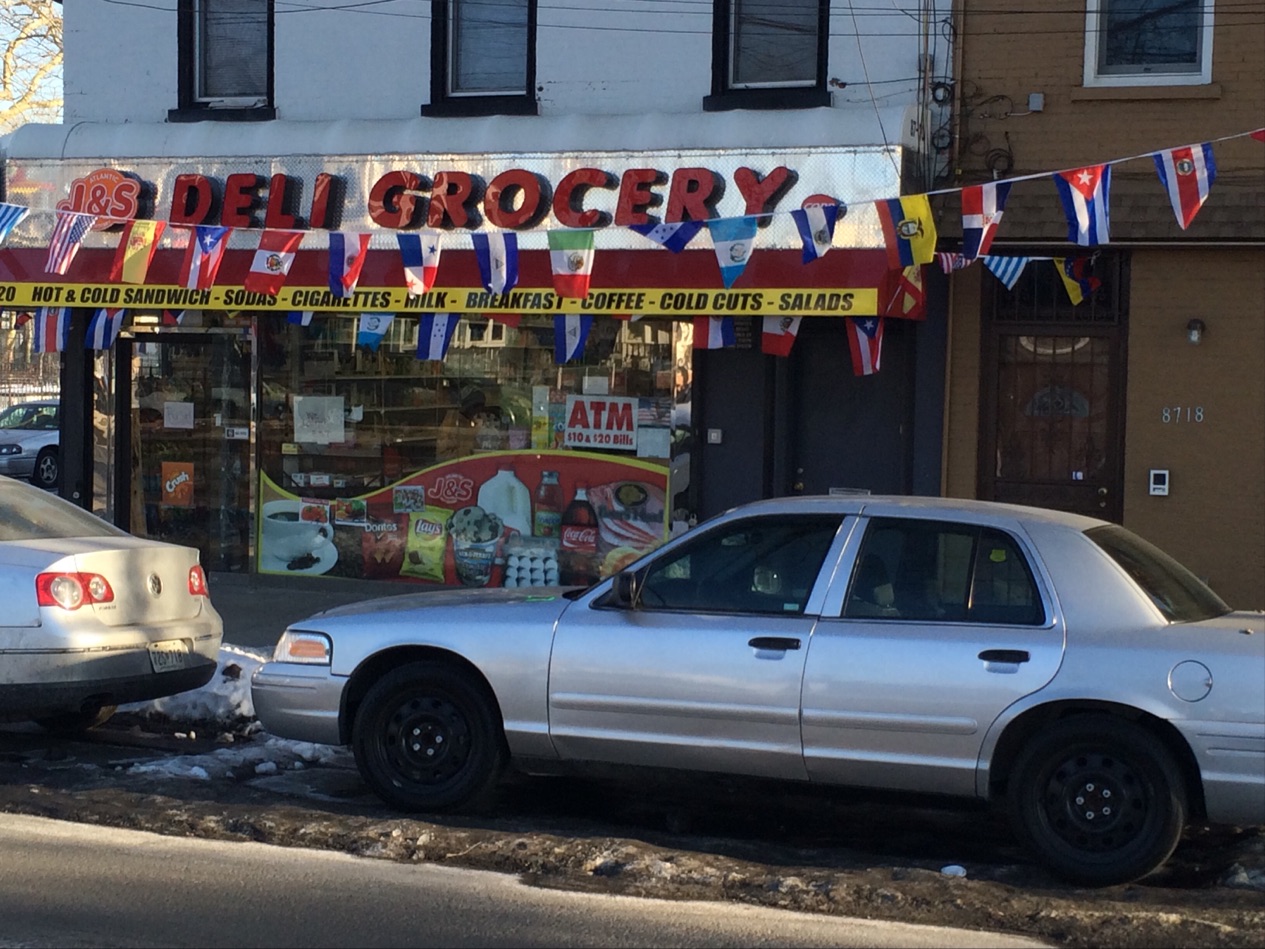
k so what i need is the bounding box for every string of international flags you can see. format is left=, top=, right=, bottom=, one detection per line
left=3, top=127, right=1262, bottom=378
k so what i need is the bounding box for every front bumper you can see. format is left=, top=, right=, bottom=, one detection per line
left=251, top=662, right=346, bottom=746
left=0, top=455, right=34, bottom=479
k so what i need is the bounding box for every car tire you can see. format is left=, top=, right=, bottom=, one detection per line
left=32, top=447, right=59, bottom=491
left=1008, top=715, right=1187, bottom=886
left=33, top=703, right=118, bottom=735
left=352, top=661, right=507, bottom=813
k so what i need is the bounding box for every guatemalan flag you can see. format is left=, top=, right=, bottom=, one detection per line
left=629, top=220, right=703, bottom=253
left=180, top=225, right=232, bottom=290
left=1054, top=164, right=1111, bottom=246
left=417, top=313, right=460, bottom=361
left=693, top=316, right=736, bottom=350
left=86, top=308, right=126, bottom=350
left=33, top=307, right=71, bottom=353
left=397, top=231, right=442, bottom=295
left=960, top=181, right=1011, bottom=261
left=761, top=316, right=801, bottom=357
left=790, top=204, right=842, bottom=264
left=845, top=317, right=884, bottom=377
left=1153, top=143, right=1216, bottom=230
left=356, top=313, right=394, bottom=351
left=328, top=232, right=371, bottom=298
left=984, top=255, right=1031, bottom=291
left=472, top=232, right=519, bottom=295
left=554, top=315, right=592, bottom=364
left=707, top=216, right=758, bottom=289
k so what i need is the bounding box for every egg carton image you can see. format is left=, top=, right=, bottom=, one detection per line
left=503, top=536, right=560, bottom=588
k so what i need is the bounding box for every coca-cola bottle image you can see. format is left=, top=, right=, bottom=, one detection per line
left=559, top=483, right=599, bottom=586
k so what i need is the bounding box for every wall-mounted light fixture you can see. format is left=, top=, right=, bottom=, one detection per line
left=1186, top=318, right=1206, bottom=345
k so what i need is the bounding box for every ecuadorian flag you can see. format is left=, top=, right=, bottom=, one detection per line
left=876, top=195, right=937, bottom=269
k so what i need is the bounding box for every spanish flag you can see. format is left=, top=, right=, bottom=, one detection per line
left=876, top=195, right=937, bottom=269
left=110, top=219, right=165, bottom=283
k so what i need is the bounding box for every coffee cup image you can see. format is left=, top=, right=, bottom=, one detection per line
left=262, top=499, right=334, bottom=562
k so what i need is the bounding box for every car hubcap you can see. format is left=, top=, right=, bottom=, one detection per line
left=382, top=694, right=471, bottom=787
left=1041, top=751, right=1147, bottom=853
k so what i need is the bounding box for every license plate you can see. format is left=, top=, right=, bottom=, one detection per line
left=148, top=639, right=192, bottom=673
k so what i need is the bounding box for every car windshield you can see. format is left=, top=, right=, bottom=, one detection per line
left=0, top=480, right=126, bottom=542
left=0, top=404, right=57, bottom=431
left=1086, top=525, right=1229, bottom=623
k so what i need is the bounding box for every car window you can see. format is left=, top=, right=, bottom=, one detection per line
left=844, top=518, right=1045, bottom=625
left=0, top=405, right=57, bottom=431
left=0, top=481, right=125, bottom=541
left=1087, top=524, right=1229, bottom=623
left=636, top=515, right=841, bottom=615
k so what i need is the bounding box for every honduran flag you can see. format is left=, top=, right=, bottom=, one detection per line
left=629, top=220, right=703, bottom=253
left=328, top=232, right=371, bottom=297
left=287, top=311, right=314, bottom=326
left=0, top=202, right=31, bottom=246
left=846, top=317, right=885, bottom=376
left=357, top=313, right=394, bottom=351
left=472, top=232, right=519, bottom=295
left=110, top=219, right=165, bottom=283
left=960, top=181, right=1010, bottom=261
left=547, top=229, right=596, bottom=298
left=761, top=316, right=801, bottom=357
left=1153, top=143, right=1216, bottom=230
left=33, top=307, right=71, bottom=353
left=554, top=314, right=593, bottom=363
left=417, top=313, right=460, bottom=361
left=397, top=231, right=442, bottom=295
left=707, top=216, right=759, bottom=289
left=179, top=225, right=232, bottom=290
left=1054, top=164, right=1111, bottom=246
left=984, top=255, right=1031, bottom=291
left=790, top=203, right=842, bottom=264
left=693, top=316, right=736, bottom=350
left=86, top=308, right=126, bottom=350
left=876, top=195, right=937, bottom=268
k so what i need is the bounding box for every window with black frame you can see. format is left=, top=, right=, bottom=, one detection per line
left=171, top=0, right=274, bottom=121
left=705, top=0, right=830, bottom=111
left=1084, top=0, right=1212, bottom=86
left=423, top=0, right=538, bottom=116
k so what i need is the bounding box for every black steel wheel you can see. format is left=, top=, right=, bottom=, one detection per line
left=32, top=447, right=59, bottom=490
left=34, top=703, right=117, bottom=735
left=1009, top=715, right=1187, bottom=886
left=352, top=661, right=506, bottom=812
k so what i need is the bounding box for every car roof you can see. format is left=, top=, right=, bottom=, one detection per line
left=723, top=494, right=1109, bottom=531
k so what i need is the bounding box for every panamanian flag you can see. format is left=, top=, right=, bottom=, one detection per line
left=707, top=216, right=759, bottom=289
left=33, top=307, right=71, bottom=353
left=1153, top=143, right=1216, bottom=230
left=554, top=314, right=592, bottom=363
left=417, top=313, right=460, bottom=361
left=693, top=316, right=736, bottom=350
left=472, top=232, right=519, bottom=295
left=328, top=232, right=371, bottom=298
left=398, top=231, right=442, bottom=295
left=790, top=203, right=842, bottom=264
left=629, top=220, right=703, bottom=253
left=86, top=308, right=126, bottom=350
left=960, top=181, right=1011, bottom=261
left=1054, top=164, right=1111, bottom=246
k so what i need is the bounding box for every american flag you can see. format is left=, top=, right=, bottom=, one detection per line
left=45, top=211, right=98, bottom=274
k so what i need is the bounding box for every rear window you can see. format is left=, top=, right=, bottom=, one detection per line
left=0, top=479, right=126, bottom=542
left=1087, top=525, right=1229, bottom=623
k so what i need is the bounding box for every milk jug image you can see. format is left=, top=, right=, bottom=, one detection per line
left=477, top=466, right=532, bottom=537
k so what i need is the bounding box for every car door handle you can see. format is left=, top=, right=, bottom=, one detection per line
left=749, top=636, right=801, bottom=651
left=978, top=649, right=1030, bottom=663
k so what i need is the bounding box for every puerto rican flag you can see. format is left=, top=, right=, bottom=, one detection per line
left=397, top=231, right=443, bottom=295
left=328, top=232, right=371, bottom=297
left=33, top=307, right=71, bottom=353
left=1053, top=164, right=1111, bottom=246
left=179, top=225, right=232, bottom=290
left=846, top=317, right=884, bottom=376
left=960, top=181, right=1011, bottom=260
left=245, top=229, right=304, bottom=295
left=86, top=308, right=126, bottom=350
left=417, top=313, right=460, bottom=361
left=693, top=316, right=736, bottom=350
left=761, top=316, right=801, bottom=357
left=1153, top=143, right=1217, bottom=230
left=472, top=232, right=519, bottom=295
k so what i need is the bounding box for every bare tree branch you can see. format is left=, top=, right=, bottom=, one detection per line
left=0, top=0, right=63, bottom=134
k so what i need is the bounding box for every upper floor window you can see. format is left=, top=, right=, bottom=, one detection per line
left=171, top=0, right=274, bottom=121
left=1084, top=0, right=1214, bottom=87
left=424, top=0, right=538, bottom=117
left=706, top=0, right=831, bottom=111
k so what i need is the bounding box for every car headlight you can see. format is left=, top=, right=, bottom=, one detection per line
left=272, top=630, right=332, bottom=665
left=0, top=444, right=22, bottom=455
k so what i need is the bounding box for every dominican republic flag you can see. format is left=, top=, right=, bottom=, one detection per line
left=629, top=220, right=702, bottom=253
left=761, top=316, right=801, bottom=357
left=245, top=229, right=304, bottom=295
left=287, top=311, right=314, bottom=326
left=554, top=314, right=593, bottom=363
left=984, top=255, right=1031, bottom=290
left=707, top=216, right=758, bottom=289
left=0, top=202, right=30, bottom=246
left=936, top=252, right=972, bottom=273
left=180, top=225, right=232, bottom=290
left=846, top=317, right=885, bottom=376
left=33, top=307, right=71, bottom=353
left=791, top=204, right=842, bottom=264
left=357, top=313, right=394, bottom=351
left=960, top=181, right=1010, bottom=261
left=328, top=232, right=371, bottom=297
left=1055, top=257, right=1102, bottom=306
left=417, top=313, right=460, bottom=361
left=548, top=230, right=596, bottom=298
left=1153, top=143, right=1216, bottom=230
left=86, top=308, right=126, bottom=349
left=397, top=231, right=442, bottom=295
left=1054, top=164, right=1111, bottom=246
left=45, top=211, right=97, bottom=275
left=110, top=219, right=165, bottom=284
left=876, top=195, right=937, bottom=268
left=693, top=316, right=736, bottom=350
left=472, top=232, right=519, bottom=295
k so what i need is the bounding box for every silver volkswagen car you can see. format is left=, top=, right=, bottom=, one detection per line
left=252, top=496, right=1265, bottom=886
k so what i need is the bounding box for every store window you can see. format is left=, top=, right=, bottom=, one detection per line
left=423, top=0, right=538, bottom=116
left=1083, top=0, right=1213, bottom=87
left=171, top=0, right=275, bottom=121
left=705, top=0, right=830, bottom=111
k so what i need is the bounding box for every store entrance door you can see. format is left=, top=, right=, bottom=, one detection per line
left=118, top=333, right=254, bottom=572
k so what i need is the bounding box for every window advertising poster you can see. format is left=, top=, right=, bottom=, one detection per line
left=257, top=450, right=669, bottom=587
left=161, top=461, right=195, bottom=507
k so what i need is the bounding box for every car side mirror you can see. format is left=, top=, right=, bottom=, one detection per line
left=613, top=571, right=639, bottom=608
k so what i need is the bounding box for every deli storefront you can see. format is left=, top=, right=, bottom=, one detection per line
left=0, top=146, right=941, bottom=588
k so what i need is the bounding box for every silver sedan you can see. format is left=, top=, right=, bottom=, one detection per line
left=252, top=496, right=1265, bottom=886
left=0, top=475, right=223, bottom=732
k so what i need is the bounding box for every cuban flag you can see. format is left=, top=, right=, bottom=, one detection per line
left=397, top=231, right=443, bottom=295
left=356, top=313, right=394, bottom=351
left=328, top=232, right=371, bottom=298
left=707, top=216, right=759, bottom=289
left=179, top=225, right=232, bottom=290
left=1054, top=164, right=1111, bottom=246
left=33, top=307, right=71, bottom=353
left=692, top=316, right=736, bottom=350
left=960, top=181, right=1011, bottom=261
left=45, top=211, right=97, bottom=275
left=554, top=315, right=592, bottom=364
left=0, top=202, right=30, bottom=246
left=846, top=317, right=885, bottom=376
left=1153, top=143, right=1216, bottom=230
left=472, top=232, right=519, bottom=295
left=761, top=316, right=801, bottom=357
left=629, top=220, right=703, bottom=253
left=791, top=204, right=842, bottom=264
left=287, top=311, right=314, bottom=326
left=984, top=255, right=1031, bottom=291
left=416, top=313, right=460, bottom=361
left=86, top=308, right=126, bottom=350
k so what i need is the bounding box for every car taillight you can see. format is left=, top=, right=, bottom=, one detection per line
left=35, top=573, right=116, bottom=610
left=188, top=565, right=209, bottom=597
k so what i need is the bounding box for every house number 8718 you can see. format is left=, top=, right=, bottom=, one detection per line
left=1161, top=406, right=1204, bottom=423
